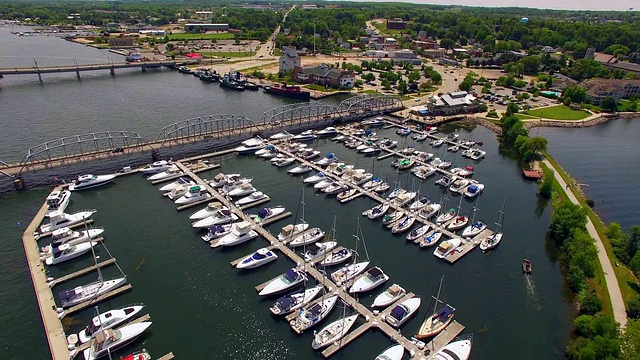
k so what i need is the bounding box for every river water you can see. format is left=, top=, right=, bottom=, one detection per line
left=0, top=27, right=582, bottom=359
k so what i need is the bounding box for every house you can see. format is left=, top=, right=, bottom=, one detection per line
left=428, top=91, right=479, bottom=116
left=412, top=40, right=438, bottom=50
left=279, top=46, right=301, bottom=73
left=582, top=78, right=640, bottom=104
left=293, top=64, right=355, bottom=88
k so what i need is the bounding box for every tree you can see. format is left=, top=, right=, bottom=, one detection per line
left=429, top=71, right=442, bottom=84
left=620, top=319, right=640, bottom=360
left=630, top=251, right=640, bottom=278
left=562, top=85, right=587, bottom=105
left=628, top=296, right=640, bottom=319
left=579, top=287, right=603, bottom=315
left=458, top=78, right=473, bottom=91
left=398, top=81, right=409, bottom=95
left=520, top=55, right=541, bottom=75
left=362, top=73, right=376, bottom=82
left=550, top=201, right=587, bottom=242
left=439, top=38, right=455, bottom=50
left=539, top=166, right=554, bottom=198
left=506, top=102, right=520, bottom=116
left=382, top=79, right=391, bottom=90
left=601, top=97, right=618, bottom=112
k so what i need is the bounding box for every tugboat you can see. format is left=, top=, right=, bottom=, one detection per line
left=264, top=83, right=311, bottom=100
left=522, top=259, right=532, bottom=274
left=220, top=71, right=245, bottom=91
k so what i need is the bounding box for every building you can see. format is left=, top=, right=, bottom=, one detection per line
left=428, top=91, right=479, bottom=116
left=582, top=78, right=640, bottom=104
left=108, top=36, right=135, bottom=48
left=184, top=23, right=229, bottom=32
left=412, top=40, right=438, bottom=50
left=423, top=48, right=446, bottom=59
left=293, top=64, right=356, bottom=88
left=279, top=46, right=301, bottom=73
left=386, top=18, right=407, bottom=30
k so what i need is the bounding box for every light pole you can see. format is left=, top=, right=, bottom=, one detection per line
left=313, top=21, right=316, bottom=56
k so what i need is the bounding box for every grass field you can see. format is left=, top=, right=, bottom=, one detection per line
left=168, top=33, right=235, bottom=41
left=198, top=51, right=256, bottom=58
left=524, top=105, right=591, bottom=120
left=371, top=21, right=402, bottom=36
left=515, top=113, right=537, bottom=120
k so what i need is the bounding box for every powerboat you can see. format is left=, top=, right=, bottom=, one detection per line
left=412, top=133, right=428, bottom=141
left=191, top=209, right=238, bottom=228
left=447, top=145, right=460, bottom=152
left=301, top=149, right=321, bottom=160
left=255, top=145, right=275, bottom=157
left=432, top=339, right=472, bottom=360
left=446, top=215, right=469, bottom=231
left=449, top=179, right=470, bottom=194
left=253, top=206, right=286, bottom=224
left=209, top=173, right=240, bottom=188
left=235, top=191, right=269, bottom=207
left=189, top=202, right=226, bottom=220
left=236, top=248, right=278, bottom=269
left=278, top=223, right=309, bottom=241
left=59, top=276, right=127, bottom=308
left=313, top=178, right=334, bottom=190
left=373, top=182, right=390, bottom=193
left=234, top=138, right=265, bottom=154
left=390, top=192, right=416, bottom=207
left=418, top=203, right=441, bottom=220
left=315, top=126, right=338, bottom=137
left=435, top=175, right=455, bottom=188
left=69, top=174, right=115, bottom=191
left=375, top=344, right=405, bottom=360
left=45, top=190, right=71, bottom=217
left=43, top=241, right=97, bottom=265
left=431, top=138, right=444, bottom=147
left=337, top=188, right=358, bottom=202
left=412, top=151, right=434, bottom=163
left=259, top=149, right=279, bottom=159
left=159, top=176, right=194, bottom=192
left=351, top=172, right=373, bottom=186
left=322, top=182, right=348, bottom=195
left=259, top=268, right=307, bottom=296
left=121, top=350, right=151, bottom=360
left=216, top=222, right=258, bottom=247
left=288, top=164, right=312, bottom=175
left=315, top=153, right=339, bottom=166
left=319, top=248, right=353, bottom=267
left=174, top=186, right=210, bottom=205
left=303, top=172, right=328, bottom=184
left=391, top=216, right=416, bottom=234
left=363, top=177, right=383, bottom=190
left=385, top=297, right=421, bottom=328
left=396, top=127, right=411, bottom=136
left=362, top=117, right=386, bottom=127
left=433, top=238, right=462, bottom=259
left=349, top=267, right=389, bottom=293
left=406, top=224, right=430, bottom=242
left=269, top=130, right=294, bottom=141
left=82, top=322, right=153, bottom=360
left=387, top=188, right=406, bottom=200
left=146, top=166, right=181, bottom=181
left=288, top=228, right=325, bottom=247
left=378, top=138, right=398, bottom=149
left=39, top=210, right=96, bottom=234
left=458, top=166, right=474, bottom=177
left=462, top=221, right=487, bottom=238
left=523, top=259, right=533, bottom=274
left=373, top=284, right=406, bottom=308
left=201, top=224, right=233, bottom=242
left=290, top=294, right=338, bottom=333
left=271, top=157, right=296, bottom=167
left=51, top=227, right=104, bottom=245
left=140, top=160, right=172, bottom=174
left=311, top=314, right=359, bottom=349
left=331, top=261, right=370, bottom=285
left=419, top=230, right=443, bottom=248
left=303, top=241, right=337, bottom=261
left=382, top=211, right=404, bottom=226
left=293, top=130, right=318, bottom=142
left=469, top=149, right=486, bottom=160
left=227, top=181, right=256, bottom=197
left=269, top=285, right=324, bottom=315
left=464, top=184, right=484, bottom=198
left=78, top=304, right=145, bottom=344
left=362, top=146, right=382, bottom=155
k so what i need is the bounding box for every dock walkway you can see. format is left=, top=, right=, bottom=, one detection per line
left=48, top=257, right=114, bottom=287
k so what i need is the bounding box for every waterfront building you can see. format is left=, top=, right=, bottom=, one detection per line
left=428, top=91, right=480, bottom=116
left=279, top=46, right=301, bottom=73
left=582, top=78, right=640, bottom=104
left=293, top=64, right=355, bottom=88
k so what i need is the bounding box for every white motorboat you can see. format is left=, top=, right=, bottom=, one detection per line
left=278, top=223, right=309, bottom=241
left=331, top=261, right=370, bottom=285
left=435, top=175, right=455, bottom=188
left=462, top=221, right=487, bottom=238
left=362, top=116, right=386, bottom=126
left=323, top=182, right=348, bottom=195
left=406, top=224, right=430, bottom=241
left=447, top=145, right=460, bottom=152
left=78, top=304, right=145, bottom=344
left=316, top=126, right=338, bottom=137
left=259, top=268, right=307, bottom=296
left=396, top=127, right=411, bottom=136
left=311, top=314, right=359, bottom=349
left=416, top=276, right=455, bottom=339
left=59, top=276, right=127, bottom=308
left=356, top=141, right=375, bottom=152
left=469, top=149, right=486, bottom=160
left=433, top=238, right=462, bottom=259
left=337, top=188, right=358, bottom=202
left=386, top=188, right=406, bottom=200
left=253, top=206, right=286, bottom=224
left=351, top=172, right=373, bottom=186
left=216, top=222, right=258, bottom=247
left=390, top=192, right=416, bottom=207
left=259, top=149, right=279, bottom=159
left=140, top=160, right=172, bottom=174
left=159, top=176, right=194, bottom=192
left=313, top=178, right=334, bottom=190
left=391, top=216, right=416, bottom=234
left=39, top=210, right=96, bottom=234
left=290, top=294, right=338, bottom=333
left=235, top=191, right=269, bottom=207
left=409, top=197, right=430, bottom=211
left=315, top=153, right=339, bottom=166
left=412, top=133, right=428, bottom=141
left=303, top=241, right=337, bottom=261
left=69, top=174, right=115, bottom=191
left=201, top=223, right=233, bottom=242
left=82, top=322, right=153, bottom=360
left=363, top=177, right=383, bottom=189
left=435, top=208, right=457, bottom=224
left=304, top=172, right=328, bottom=184
left=349, top=267, right=389, bottom=293
left=419, top=230, right=443, bottom=248
left=45, top=190, right=71, bottom=217
left=431, top=138, right=444, bottom=147
left=480, top=232, right=503, bottom=251
left=331, top=134, right=347, bottom=142
left=241, top=136, right=265, bottom=147
left=209, top=173, right=239, bottom=188
left=373, top=182, right=390, bottom=193
left=464, top=184, right=484, bottom=198
left=174, top=186, right=210, bottom=204
left=269, top=285, right=324, bottom=315
left=412, top=151, right=434, bottom=163
left=234, top=141, right=265, bottom=154
left=449, top=179, right=470, bottom=193
left=362, top=146, right=382, bottom=155
left=418, top=203, right=441, bottom=220
left=319, top=248, right=353, bottom=266
left=146, top=166, right=180, bottom=181
left=227, top=181, right=256, bottom=197
left=293, top=130, right=318, bottom=142
left=288, top=228, right=325, bottom=247
left=375, top=344, right=405, bottom=360
left=446, top=215, right=469, bottom=231
left=301, top=149, right=321, bottom=160
left=166, top=185, right=190, bottom=200
left=192, top=209, right=238, bottom=228
left=433, top=339, right=473, bottom=360
left=51, top=227, right=104, bottom=245
left=288, top=164, right=312, bottom=175
left=269, top=130, right=294, bottom=141
left=189, top=202, right=227, bottom=220
left=236, top=248, right=278, bottom=269
left=43, top=241, right=97, bottom=265
left=272, top=157, right=296, bottom=167
left=458, top=166, right=474, bottom=177
left=373, top=284, right=406, bottom=308
left=385, top=297, right=421, bottom=328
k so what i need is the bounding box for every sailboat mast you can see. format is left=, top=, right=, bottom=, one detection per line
left=432, top=275, right=444, bottom=313
left=496, top=195, right=507, bottom=233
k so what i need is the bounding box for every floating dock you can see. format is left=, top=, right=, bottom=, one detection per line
left=47, top=256, right=114, bottom=287
left=61, top=284, right=133, bottom=318
left=444, top=229, right=493, bottom=264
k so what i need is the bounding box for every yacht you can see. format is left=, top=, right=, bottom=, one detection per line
left=431, top=138, right=444, bottom=147
left=390, top=192, right=416, bottom=207
left=449, top=179, right=470, bottom=194
left=419, top=230, right=443, bottom=248
left=433, top=238, right=463, bottom=259
left=39, top=210, right=96, bottom=234
left=319, top=248, right=353, bottom=266
left=301, top=149, right=321, bottom=160
left=363, top=177, right=383, bottom=189
left=385, top=297, right=421, bottom=328
left=303, top=241, right=337, bottom=261
left=375, top=344, right=405, bottom=360
left=315, top=153, right=339, bottom=166
left=290, top=294, right=338, bottom=333
left=432, top=339, right=473, bottom=360
left=288, top=228, right=325, bottom=247
left=146, top=166, right=181, bottom=181
left=386, top=188, right=406, bottom=200
left=303, top=172, right=328, bottom=184
left=293, top=130, right=318, bottom=142
left=188, top=202, right=227, bottom=220
left=174, top=186, right=210, bottom=205
left=406, top=224, right=431, bottom=242
left=277, top=223, right=309, bottom=241
left=382, top=211, right=404, bottom=226
left=216, top=222, right=258, bottom=247
left=316, top=126, right=338, bottom=137
left=201, top=224, right=233, bottom=242
left=253, top=206, right=286, bottom=224
left=313, top=178, right=334, bottom=190
left=82, top=322, right=153, bottom=360
left=43, top=241, right=97, bottom=265
left=469, top=149, right=487, bottom=160
left=69, top=174, right=115, bottom=191
left=462, top=221, right=487, bottom=238
left=236, top=248, right=278, bottom=269
left=59, top=276, right=127, bottom=308
left=464, top=184, right=484, bottom=198
left=140, top=160, right=173, bottom=174
left=435, top=175, right=455, bottom=188
left=191, top=209, right=238, bottom=228
left=227, top=181, right=256, bottom=197
left=412, top=133, right=428, bottom=142
left=259, top=149, right=279, bottom=159
left=51, top=227, right=104, bottom=245
left=373, top=284, right=406, bottom=308
left=209, top=173, right=239, bottom=188
left=234, top=138, right=265, bottom=154
left=269, top=130, right=294, bottom=141
left=323, top=182, right=348, bottom=195
left=331, top=261, right=370, bottom=285
left=337, top=188, right=358, bottom=202
left=235, top=191, right=269, bottom=207
left=159, top=176, right=194, bottom=192
left=362, top=117, right=386, bottom=127
left=362, top=146, right=382, bottom=155
left=271, top=157, right=296, bottom=167
left=373, top=182, right=390, bottom=193
left=311, top=314, right=359, bottom=349
left=269, top=285, right=324, bottom=315
left=288, top=164, right=312, bottom=175
left=349, top=267, right=389, bottom=293
left=45, top=190, right=71, bottom=217
left=78, top=304, right=145, bottom=344
left=259, top=268, right=307, bottom=296
left=396, top=127, right=411, bottom=136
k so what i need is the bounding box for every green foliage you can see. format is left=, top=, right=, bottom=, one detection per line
left=517, top=136, right=548, bottom=162
left=382, top=79, right=391, bottom=90
left=562, top=85, right=587, bottom=105
left=627, top=296, right=640, bottom=319
left=607, top=223, right=633, bottom=264
left=458, top=74, right=474, bottom=92
left=550, top=201, right=587, bottom=243
left=362, top=73, right=376, bottom=82
left=568, top=59, right=609, bottom=81
left=539, top=166, right=554, bottom=198
left=486, top=109, right=499, bottom=118
left=478, top=103, right=488, bottom=112
left=568, top=314, right=620, bottom=360
left=501, top=115, right=528, bottom=146
left=439, top=38, right=455, bottom=49
left=601, top=97, right=618, bottom=112
left=579, top=287, right=603, bottom=315
left=506, top=102, right=520, bottom=115
left=630, top=252, right=640, bottom=278
left=513, top=79, right=528, bottom=88
left=620, top=319, right=640, bottom=360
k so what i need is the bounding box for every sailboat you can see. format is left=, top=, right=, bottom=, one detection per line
left=480, top=195, right=506, bottom=251
left=416, top=276, right=455, bottom=339
left=461, top=198, right=486, bottom=238
left=312, top=312, right=358, bottom=349
left=330, top=220, right=370, bottom=286
left=445, top=196, right=468, bottom=231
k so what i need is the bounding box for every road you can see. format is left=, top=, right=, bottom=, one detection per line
left=254, top=4, right=296, bottom=60
left=543, top=158, right=628, bottom=327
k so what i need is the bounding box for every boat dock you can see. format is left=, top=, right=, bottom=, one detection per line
left=36, top=219, right=94, bottom=238
left=258, top=211, right=292, bottom=226
left=445, top=229, right=493, bottom=264
left=238, top=196, right=271, bottom=210
left=149, top=162, right=220, bottom=185
left=61, top=284, right=133, bottom=318
left=424, top=321, right=465, bottom=357
left=320, top=321, right=371, bottom=357
left=73, top=314, right=152, bottom=354
left=47, top=256, right=113, bottom=287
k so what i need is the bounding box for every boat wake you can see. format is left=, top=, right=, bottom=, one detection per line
left=525, top=275, right=541, bottom=311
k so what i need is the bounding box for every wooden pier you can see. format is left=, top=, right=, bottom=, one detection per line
left=258, top=211, right=292, bottom=226
left=47, top=257, right=114, bottom=287
left=424, top=321, right=465, bottom=357
left=157, top=352, right=175, bottom=360
left=239, top=196, right=271, bottom=210
left=444, top=229, right=492, bottom=264
left=61, top=284, right=133, bottom=318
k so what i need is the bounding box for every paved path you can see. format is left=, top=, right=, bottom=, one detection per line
left=543, top=158, right=627, bottom=327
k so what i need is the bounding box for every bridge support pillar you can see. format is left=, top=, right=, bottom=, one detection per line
left=13, top=176, right=24, bottom=191
left=37, top=72, right=42, bottom=82
left=110, top=68, right=115, bottom=76
left=141, top=66, right=146, bottom=72
left=76, top=70, right=81, bottom=79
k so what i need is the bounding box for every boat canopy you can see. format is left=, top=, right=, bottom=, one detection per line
left=390, top=305, right=407, bottom=320
left=326, top=153, right=334, bottom=158
left=257, top=208, right=269, bottom=219
left=388, top=285, right=402, bottom=295
left=266, top=145, right=275, bottom=150
left=467, top=185, right=478, bottom=193
left=58, top=286, right=81, bottom=301
left=433, top=305, right=455, bottom=322
left=308, top=303, right=322, bottom=316
left=284, top=269, right=299, bottom=282
left=368, top=267, right=384, bottom=278
left=276, top=296, right=295, bottom=310
left=189, top=186, right=201, bottom=192
left=465, top=166, right=474, bottom=171
left=251, top=252, right=266, bottom=260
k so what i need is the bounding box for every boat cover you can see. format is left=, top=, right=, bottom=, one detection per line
left=368, top=267, right=383, bottom=279
left=326, top=153, right=334, bottom=158
left=251, top=252, right=266, bottom=260
left=257, top=208, right=269, bottom=219
left=433, top=305, right=455, bottom=322
left=307, top=303, right=322, bottom=316
left=284, top=269, right=299, bottom=282
left=266, top=145, right=275, bottom=150
left=53, top=246, right=63, bottom=258
left=467, top=185, right=478, bottom=193
left=465, top=166, right=474, bottom=171
left=388, top=285, right=402, bottom=295
left=276, top=296, right=295, bottom=311
left=390, top=305, right=407, bottom=320
left=58, top=287, right=80, bottom=301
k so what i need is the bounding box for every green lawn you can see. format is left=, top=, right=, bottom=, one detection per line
left=167, top=33, right=235, bottom=41
left=515, top=113, right=537, bottom=120
left=524, top=105, right=591, bottom=120
left=371, top=22, right=401, bottom=36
